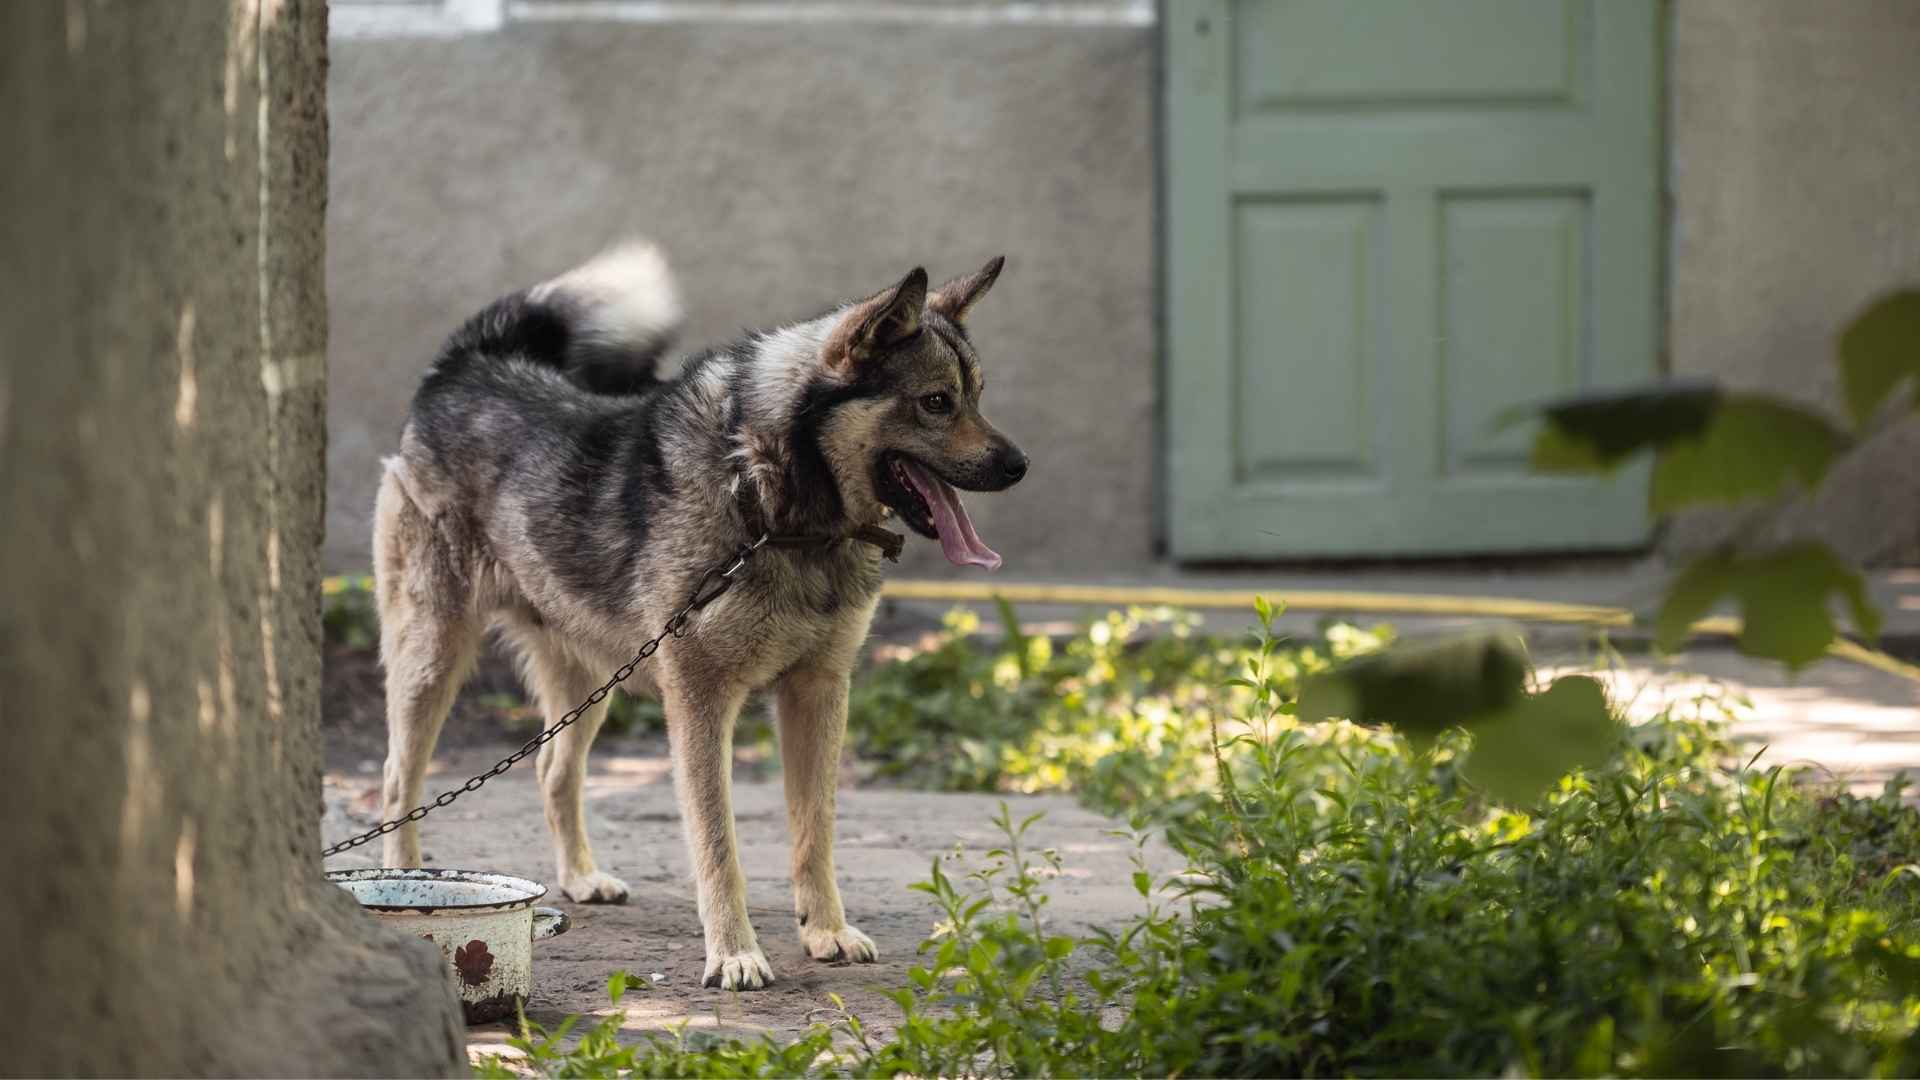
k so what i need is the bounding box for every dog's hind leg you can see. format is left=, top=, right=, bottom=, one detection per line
left=775, top=666, right=876, bottom=964
left=519, top=636, right=629, bottom=903
left=373, top=472, right=481, bottom=868
left=662, top=673, right=771, bottom=990
left=378, top=613, right=478, bottom=867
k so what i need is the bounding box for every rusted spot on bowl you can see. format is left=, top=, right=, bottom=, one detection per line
left=453, top=939, right=495, bottom=986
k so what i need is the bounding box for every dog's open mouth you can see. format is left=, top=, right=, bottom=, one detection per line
left=879, top=453, right=1002, bottom=571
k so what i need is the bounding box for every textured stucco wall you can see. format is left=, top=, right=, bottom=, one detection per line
left=1668, top=1, right=1920, bottom=564
left=324, top=17, right=1156, bottom=579
left=0, top=2, right=464, bottom=1074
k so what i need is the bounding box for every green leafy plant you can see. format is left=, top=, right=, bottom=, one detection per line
left=1655, top=543, right=1883, bottom=667
left=482, top=605, right=1920, bottom=1079
left=847, top=601, right=1391, bottom=807
left=473, top=970, right=841, bottom=1078
left=1508, top=289, right=1920, bottom=668
left=863, top=803, right=1139, bottom=1078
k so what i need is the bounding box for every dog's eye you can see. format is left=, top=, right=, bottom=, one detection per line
left=919, top=393, right=953, bottom=415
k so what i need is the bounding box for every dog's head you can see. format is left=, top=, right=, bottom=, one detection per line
left=811, top=258, right=1027, bottom=570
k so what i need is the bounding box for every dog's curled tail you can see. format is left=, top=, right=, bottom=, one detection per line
left=527, top=240, right=685, bottom=394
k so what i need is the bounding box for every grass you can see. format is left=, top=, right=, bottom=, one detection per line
left=442, top=601, right=1920, bottom=1078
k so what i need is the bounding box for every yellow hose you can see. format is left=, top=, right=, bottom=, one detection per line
left=1827, top=638, right=1920, bottom=682
left=320, top=574, right=1919, bottom=684
left=879, top=579, right=1634, bottom=626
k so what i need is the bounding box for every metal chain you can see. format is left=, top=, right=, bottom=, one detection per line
left=321, top=534, right=771, bottom=858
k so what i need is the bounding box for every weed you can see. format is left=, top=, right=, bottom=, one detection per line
left=474, top=970, right=841, bottom=1078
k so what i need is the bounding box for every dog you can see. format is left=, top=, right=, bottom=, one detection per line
left=373, top=243, right=1026, bottom=990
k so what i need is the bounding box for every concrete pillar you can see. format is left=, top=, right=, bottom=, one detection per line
left=0, top=2, right=465, bottom=1073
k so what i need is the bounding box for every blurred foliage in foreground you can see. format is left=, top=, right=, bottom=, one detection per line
left=1509, top=288, right=1920, bottom=669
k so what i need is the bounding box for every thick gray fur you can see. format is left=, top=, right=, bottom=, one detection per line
left=373, top=242, right=1025, bottom=989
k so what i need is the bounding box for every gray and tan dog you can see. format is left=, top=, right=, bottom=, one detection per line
left=373, top=243, right=1026, bottom=989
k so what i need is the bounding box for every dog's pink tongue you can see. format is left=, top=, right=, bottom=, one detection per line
left=902, top=461, right=1002, bottom=571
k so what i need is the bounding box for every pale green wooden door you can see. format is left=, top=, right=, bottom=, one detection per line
left=1165, top=0, right=1661, bottom=559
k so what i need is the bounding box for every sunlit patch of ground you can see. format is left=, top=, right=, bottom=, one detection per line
left=1545, top=648, right=1920, bottom=796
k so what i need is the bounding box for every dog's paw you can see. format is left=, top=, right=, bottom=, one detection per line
left=558, top=870, right=630, bottom=904
left=702, top=945, right=775, bottom=991
left=801, top=922, right=878, bottom=964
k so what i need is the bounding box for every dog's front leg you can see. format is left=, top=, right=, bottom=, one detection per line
left=663, top=676, right=773, bottom=990
left=775, top=667, right=876, bottom=964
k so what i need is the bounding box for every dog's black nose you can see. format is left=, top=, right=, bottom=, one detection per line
left=1001, top=447, right=1029, bottom=483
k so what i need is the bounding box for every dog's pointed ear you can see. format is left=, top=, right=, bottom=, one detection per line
left=824, top=267, right=928, bottom=371
left=928, top=256, right=1005, bottom=323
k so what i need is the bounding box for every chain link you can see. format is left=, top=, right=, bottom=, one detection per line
left=321, top=534, right=771, bottom=858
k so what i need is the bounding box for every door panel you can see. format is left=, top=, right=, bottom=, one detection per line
left=1167, top=0, right=1659, bottom=559
left=1232, top=197, right=1383, bottom=485
left=1440, top=191, right=1588, bottom=476
left=1235, top=0, right=1582, bottom=110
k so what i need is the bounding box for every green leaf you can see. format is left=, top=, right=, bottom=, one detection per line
left=993, top=595, right=1028, bottom=671
left=1528, top=422, right=1610, bottom=471
left=1649, top=396, right=1850, bottom=511
left=1862, top=939, right=1920, bottom=997
left=1517, top=386, right=1850, bottom=510
left=1461, top=676, right=1620, bottom=805
left=1572, top=1015, right=1617, bottom=1077
left=1298, top=628, right=1530, bottom=739
left=1653, top=555, right=1732, bottom=653
left=1517, top=383, right=1721, bottom=471
left=1653, top=543, right=1882, bottom=668
left=1739, top=546, right=1882, bottom=664
left=1839, top=289, right=1920, bottom=427
left=1132, top=870, right=1152, bottom=897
